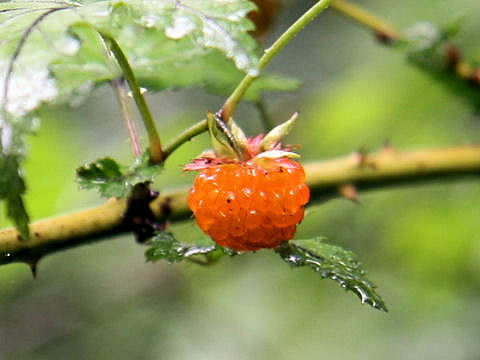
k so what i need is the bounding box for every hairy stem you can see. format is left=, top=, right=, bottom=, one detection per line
left=111, top=78, right=143, bottom=157
left=101, top=33, right=163, bottom=163
left=222, top=0, right=334, bottom=121
left=2, top=145, right=480, bottom=266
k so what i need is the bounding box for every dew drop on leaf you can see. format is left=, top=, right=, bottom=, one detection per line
left=165, top=15, right=196, bottom=39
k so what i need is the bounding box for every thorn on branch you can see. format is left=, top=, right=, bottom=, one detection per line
left=442, top=44, right=480, bottom=88
left=470, top=70, right=480, bottom=87
left=382, top=140, right=397, bottom=154
left=374, top=30, right=395, bottom=45
left=355, top=147, right=369, bottom=166
left=338, top=184, right=360, bottom=203
left=27, top=256, right=41, bottom=279
left=445, top=44, right=461, bottom=70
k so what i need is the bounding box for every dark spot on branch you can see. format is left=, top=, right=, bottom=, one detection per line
left=355, top=147, right=374, bottom=168
left=374, top=31, right=395, bottom=45
left=159, top=197, right=172, bottom=220
left=123, top=182, right=162, bottom=243
left=445, top=44, right=461, bottom=70
left=470, top=70, right=480, bottom=87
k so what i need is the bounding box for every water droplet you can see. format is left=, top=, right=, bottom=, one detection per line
left=127, top=87, right=146, bottom=98
left=165, top=15, right=195, bottom=39
left=353, top=285, right=370, bottom=304
left=1, top=67, right=58, bottom=116
left=141, top=14, right=160, bottom=28
left=57, top=36, right=80, bottom=56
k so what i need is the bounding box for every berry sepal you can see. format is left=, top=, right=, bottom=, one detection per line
left=259, top=111, right=298, bottom=152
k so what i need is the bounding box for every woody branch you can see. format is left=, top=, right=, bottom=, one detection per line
left=1, top=145, right=480, bottom=266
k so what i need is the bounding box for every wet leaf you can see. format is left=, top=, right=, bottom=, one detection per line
left=0, top=0, right=263, bottom=117
left=145, top=231, right=220, bottom=264
left=76, top=152, right=162, bottom=198
left=277, top=238, right=387, bottom=312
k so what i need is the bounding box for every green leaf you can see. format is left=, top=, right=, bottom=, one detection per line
left=145, top=231, right=220, bottom=264
left=0, top=153, right=29, bottom=238
left=277, top=238, right=387, bottom=312
left=0, top=0, right=264, bottom=116
left=76, top=157, right=125, bottom=198
left=76, top=152, right=162, bottom=198
left=0, top=111, right=36, bottom=237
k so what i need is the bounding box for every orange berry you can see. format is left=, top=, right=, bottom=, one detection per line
left=187, top=158, right=309, bottom=251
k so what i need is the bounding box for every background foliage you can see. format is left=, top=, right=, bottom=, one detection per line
left=1, top=0, right=480, bottom=359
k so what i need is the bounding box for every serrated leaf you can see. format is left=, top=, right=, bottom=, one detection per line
left=137, top=0, right=259, bottom=75
left=277, top=238, right=387, bottom=312
left=135, top=49, right=299, bottom=101
left=76, top=152, right=162, bottom=198
left=145, top=231, right=219, bottom=263
left=76, top=157, right=125, bottom=197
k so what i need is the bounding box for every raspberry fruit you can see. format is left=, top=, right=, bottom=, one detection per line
left=185, top=112, right=309, bottom=251
left=187, top=158, right=309, bottom=251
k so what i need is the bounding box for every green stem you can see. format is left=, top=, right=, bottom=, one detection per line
left=331, top=0, right=404, bottom=41
left=222, top=0, right=335, bottom=121
left=101, top=33, right=163, bottom=163
left=162, top=119, right=208, bottom=159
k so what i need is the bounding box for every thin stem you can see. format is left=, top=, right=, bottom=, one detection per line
left=111, top=77, right=143, bottom=157
left=162, top=119, right=208, bottom=160
left=222, top=0, right=335, bottom=121
left=331, top=0, right=404, bottom=41
left=101, top=33, right=163, bottom=163
left=2, top=145, right=480, bottom=265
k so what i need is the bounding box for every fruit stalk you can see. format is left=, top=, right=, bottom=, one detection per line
left=222, top=0, right=335, bottom=121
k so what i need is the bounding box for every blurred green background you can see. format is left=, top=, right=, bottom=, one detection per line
left=1, top=0, right=480, bottom=359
